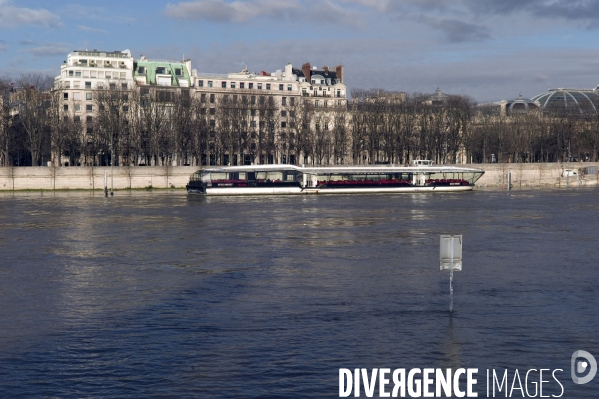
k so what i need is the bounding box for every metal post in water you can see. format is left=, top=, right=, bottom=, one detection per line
left=104, top=170, right=108, bottom=197
left=440, top=235, right=462, bottom=314
left=507, top=171, right=511, bottom=191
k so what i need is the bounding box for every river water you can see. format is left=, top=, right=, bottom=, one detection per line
left=0, top=189, right=597, bottom=398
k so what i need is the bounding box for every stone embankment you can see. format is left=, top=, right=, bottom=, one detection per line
left=473, top=162, right=599, bottom=189
left=0, top=162, right=596, bottom=191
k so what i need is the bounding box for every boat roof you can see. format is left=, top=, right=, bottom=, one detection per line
left=195, top=164, right=484, bottom=174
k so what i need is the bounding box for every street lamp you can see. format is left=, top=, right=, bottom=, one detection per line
left=110, top=135, right=114, bottom=196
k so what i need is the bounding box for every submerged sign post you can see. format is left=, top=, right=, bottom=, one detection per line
left=440, top=235, right=462, bottom=313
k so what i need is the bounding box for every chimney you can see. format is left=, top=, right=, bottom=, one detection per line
left=302, top=62, right=311, bottom=83
left=335, top=65, right=344, bottom=83
left=323, top=66, right=329, bottom=75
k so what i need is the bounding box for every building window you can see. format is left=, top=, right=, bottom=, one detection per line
left=251, top=96, right=256, bottom=105
left=266, top=84, right=271, bottom=90
left=105, top=73, right=111, bottom=79
left=175, top=68, right=182, bottom=76
left=74, top=115, right=81, bottom=123
left=222, top=81, right=227, bottom=88
left=156, top=67, right=166, bottom=74
left=257, top=83, right=262, bottom=90
left=279, top=84, right=284, bottom=90
left=250, top=120, right=256, bottom=127
left=63, top=104, right=68, bottom=111
left=201, top=93, right=206, bottom=102
left=231, top=82, right=236, bottom=89
left=85, top=81, right=91, bottom=89
left=63, top=93, right=68, bottom=100
left=73, top=81, right=80, bottom=88
left=68, top=71, right=74, bottom=77
left=208, top=81, right=213, bottom=88
left=210, top=108, right=215, bottom=115
left=74, top=92, right=81, bottom=101
left=198, top=80, right=204, bottom=87
left=210, top=94, right=215, bottom=103
left=86, top=116, right=93, bottom=123
left=86, top=93, right=92, bottom=100
left=122, top=83, right=127, bottom=90
left=315, top=100, right=319, bottom=107
left=311, top=80, right=315, bottom=84
left=75, top=71, right=81, bottom=77
left=86, top=104, right=93, bottom=112
left=281, top=110, right=287, bottom=117
left=110, top=83, right=116, bottom=90
left=290, top=97, right=295, bottom=106
left=138, top=66, right=145, bottom=74
left=325, top=123, right=329, bottom=130
left=281, top=121, right=287, bottom=128
left=249, top=83, right=253, bottom=89
left=240, top=82, right=245, bottom=89
left=210, top=119, right=215, bottom=127
left=336, top=90, right=341, bottom=98
left=282, top=97, right=287, bottom=106
left=287, top=85, right=292, bottom=91
left=251, top=109, right=256, bottom=116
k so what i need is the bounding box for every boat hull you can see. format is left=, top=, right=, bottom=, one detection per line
left=191, top=185, right=474, bottom=195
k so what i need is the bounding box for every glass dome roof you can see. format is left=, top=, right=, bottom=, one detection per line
left=530, top=88, right=599, bottom=114
left=505, top=93, right=539, bottom=114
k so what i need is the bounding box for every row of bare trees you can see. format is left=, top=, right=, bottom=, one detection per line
left=2, top=74, right=599, bottom=167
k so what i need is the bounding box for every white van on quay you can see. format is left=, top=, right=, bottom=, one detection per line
left=562, top=169, right=578, bottom=177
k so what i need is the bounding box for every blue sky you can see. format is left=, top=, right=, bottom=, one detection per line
left=2, top=0, right=599, bottom=102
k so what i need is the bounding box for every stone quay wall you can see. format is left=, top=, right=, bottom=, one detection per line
left=0, top=166, right=198, bottom=191
left=473, top=162, right=599, bottom=189
left=0, top=163, right=597, bottom=191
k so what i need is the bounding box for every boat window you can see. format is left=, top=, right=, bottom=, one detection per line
left=210, top=172, right=228, bottom=180
left=283, top=172, right=296, bottom=181
left=239, top=172, right=246, bottom=180
left=266, top=172, right=283, bottom=181
left=229, top=172, right=239, bottom=180
left=256, top=172, right=267, bottom=180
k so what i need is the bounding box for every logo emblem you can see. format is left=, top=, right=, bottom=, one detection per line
left=571, top=350, right=597, bottom=384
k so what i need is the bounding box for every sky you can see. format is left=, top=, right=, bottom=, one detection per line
left=1, top=0, right=599, bottom=103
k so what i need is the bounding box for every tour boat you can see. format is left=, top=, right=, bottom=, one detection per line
left=186, top=161, right=484, bottom=195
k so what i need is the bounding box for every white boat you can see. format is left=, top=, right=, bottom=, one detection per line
left=186, top=161, right=485, bottom=195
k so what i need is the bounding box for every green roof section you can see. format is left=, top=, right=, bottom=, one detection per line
left=133, top=60, right=191, bottom=87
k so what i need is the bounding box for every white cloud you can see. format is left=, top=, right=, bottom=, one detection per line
left=25, top=43, right=71, bottom=58
left=164, top=0, right=302, bottom=22
left=78, top=25, right=108, bottom=33
left=0, top=0, right=61, bottom=29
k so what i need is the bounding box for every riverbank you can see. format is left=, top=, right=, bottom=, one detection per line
left=0, top=162, right=597, bottom=191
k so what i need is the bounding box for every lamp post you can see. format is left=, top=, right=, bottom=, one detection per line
left=110, top=133, right=114, bottom=196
